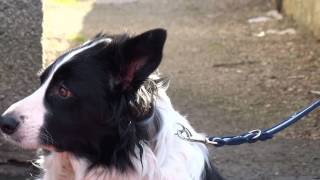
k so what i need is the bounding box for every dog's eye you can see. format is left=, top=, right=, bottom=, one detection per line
left=58, top=85, right=72, bottom=98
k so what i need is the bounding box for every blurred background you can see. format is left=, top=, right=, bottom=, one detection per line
left=0, top=0, right=320, bottom=179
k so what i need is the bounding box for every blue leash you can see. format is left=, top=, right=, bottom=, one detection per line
left=176, top=100, right=320, bottom=147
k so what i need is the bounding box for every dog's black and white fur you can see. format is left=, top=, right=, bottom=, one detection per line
left=0, top=29, right=223, bottom=180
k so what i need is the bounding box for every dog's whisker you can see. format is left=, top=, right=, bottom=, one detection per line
left=40, top=128, right=56, bottom=145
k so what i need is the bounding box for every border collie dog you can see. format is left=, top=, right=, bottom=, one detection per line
left=0, top=29, right=223, bottom=180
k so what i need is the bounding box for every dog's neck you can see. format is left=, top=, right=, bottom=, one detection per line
left=42, top=110, right=162, bottom=180
left=43, top=106, right=162, bottom=175
left=135, top=107, right=162, bottom=145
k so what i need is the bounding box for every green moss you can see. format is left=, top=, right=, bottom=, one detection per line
left=68, top=33, right=87, bottom=44
left=208, top=42, right=224, bottom=50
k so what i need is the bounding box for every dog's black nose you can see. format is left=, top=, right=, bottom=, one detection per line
left=0, top=116, right=20, bottom=135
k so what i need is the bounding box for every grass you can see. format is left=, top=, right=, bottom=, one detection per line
left=208, top=42, right=224, bottom=50
left=68, top=33, right=87, bottom=44
left=208, top=42, right=225, bottom=54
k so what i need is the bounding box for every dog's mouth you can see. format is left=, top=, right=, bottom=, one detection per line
left=39, top=135, right=59, bottom=152
left=0, top=123, right=43, bottom=150
left=4, top=131, right=57, bottom=152
left=2, top=133, right=22, bottom=145
left=0, top=120, right=58, bottom=151
left=41, top=145, right=57, bottom=152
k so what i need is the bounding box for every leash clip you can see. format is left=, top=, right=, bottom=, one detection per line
left=176, top=123, right=217, bottom=145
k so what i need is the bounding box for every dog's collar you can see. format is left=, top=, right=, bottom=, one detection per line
left=135, top=106, right=156, bottom=126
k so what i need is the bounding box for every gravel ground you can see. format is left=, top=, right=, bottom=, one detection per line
left=31, top=0, right=320, bottom=179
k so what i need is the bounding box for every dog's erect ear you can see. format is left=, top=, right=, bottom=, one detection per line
left=119, top=28, right=167, bottom=91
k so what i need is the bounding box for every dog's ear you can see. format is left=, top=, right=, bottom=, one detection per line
left=118, top=28, right=167, bottom=91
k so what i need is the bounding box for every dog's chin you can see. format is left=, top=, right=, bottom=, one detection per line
left=41, top=145, right=57, bottom=152
left=4, top=132, right=41, bottom=150
left=16, top=138, right=40, bottom=150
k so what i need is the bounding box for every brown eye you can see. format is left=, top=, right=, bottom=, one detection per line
left=58, top=85, right=72, bottom=98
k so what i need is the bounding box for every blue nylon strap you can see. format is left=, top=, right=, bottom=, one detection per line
left=207, top=100, right=320, bottom=147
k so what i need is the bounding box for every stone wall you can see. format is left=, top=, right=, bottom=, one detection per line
left=282, top=0, right=320, bottom=39
left=0, top=0, right=42, bottom=177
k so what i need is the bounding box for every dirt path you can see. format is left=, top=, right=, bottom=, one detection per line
left=42, top=0, right=320, bottom=179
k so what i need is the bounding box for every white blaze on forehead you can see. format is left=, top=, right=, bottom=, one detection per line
left=43, top=38, right=113, bottom=93
left=2, top=38, right=112, bottom=149
left=45, top=38, right=113, bottom=85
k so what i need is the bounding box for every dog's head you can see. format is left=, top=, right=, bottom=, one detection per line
left=0, top=29, right=166, bottom=167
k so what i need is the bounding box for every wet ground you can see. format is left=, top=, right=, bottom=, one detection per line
left=5, top=0, right=320, bottom=179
